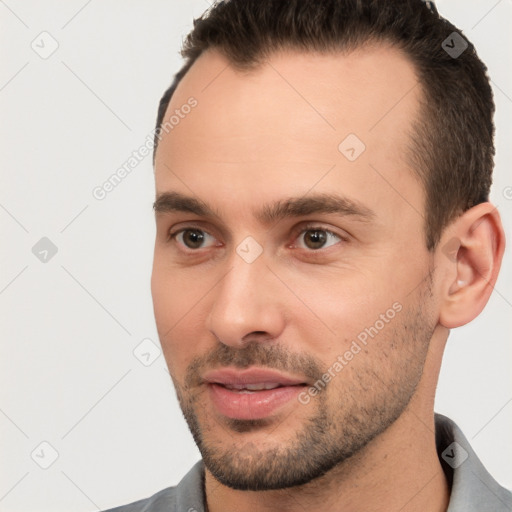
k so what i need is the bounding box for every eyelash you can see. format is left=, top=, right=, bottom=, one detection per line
left=167, top=223, right=347, bottom=252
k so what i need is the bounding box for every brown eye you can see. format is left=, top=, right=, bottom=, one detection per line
left=182, top=229, right=205, bottom=249
left=294, top=226, right=343, bottom=251
left=171, top=228, right=216, bottom=250
left=303, top=230, right=328, bottom=249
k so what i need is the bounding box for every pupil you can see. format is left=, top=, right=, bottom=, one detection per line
left=306, top=230, right=326, bottom=249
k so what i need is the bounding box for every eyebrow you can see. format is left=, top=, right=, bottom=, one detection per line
left=153, top=191, right=375, bottom=225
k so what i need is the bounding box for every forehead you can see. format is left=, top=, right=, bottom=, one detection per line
left=154, top=45, right=424, bottom=228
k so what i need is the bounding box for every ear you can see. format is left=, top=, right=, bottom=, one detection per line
left=437, top=202, right=506, bottom=329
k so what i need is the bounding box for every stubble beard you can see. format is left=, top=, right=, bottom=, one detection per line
left=171, top=277, right=435, bottom=491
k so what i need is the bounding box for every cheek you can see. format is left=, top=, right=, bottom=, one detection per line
left=282, top=266, right=387, bottom=325
left=151, top=261, right=202, bottom=378
left=151, top=253, right=210, bottom=332
left=158, top=316, right=203, bottom=386
left=286, top=268, right=407, bottom=362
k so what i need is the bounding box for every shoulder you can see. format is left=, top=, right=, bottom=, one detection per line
left=100, top=460, right=205, bottom=512
left=101, top=486, right=177, bottom=512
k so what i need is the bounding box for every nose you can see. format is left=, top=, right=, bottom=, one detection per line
left=207, top=252, right=286, bottom=348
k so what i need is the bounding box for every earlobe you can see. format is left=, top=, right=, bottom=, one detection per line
left=438, top=203, right=505, bottom=329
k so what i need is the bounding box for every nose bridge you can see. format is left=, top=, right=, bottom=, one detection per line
left=207, top=248, right=284, bottom=346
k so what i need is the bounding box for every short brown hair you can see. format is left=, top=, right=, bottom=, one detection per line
left=154, top=0, right=495, bottom=250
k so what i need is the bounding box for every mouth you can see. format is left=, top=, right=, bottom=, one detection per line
left=220, top=382, right=289, bottom=392
left=202, top=367, right=309, bottom=420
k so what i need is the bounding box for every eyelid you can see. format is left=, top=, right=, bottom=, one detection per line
left=293, top=222, right=347, bottom=237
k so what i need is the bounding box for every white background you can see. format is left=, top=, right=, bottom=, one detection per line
left=1, top=1, right=510, bottom=510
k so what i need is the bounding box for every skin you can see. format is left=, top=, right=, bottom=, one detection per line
left=151, top=44, right=505, bottom=512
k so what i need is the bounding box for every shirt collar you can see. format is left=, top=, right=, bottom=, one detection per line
left=435, top=412, right=512, bottom=511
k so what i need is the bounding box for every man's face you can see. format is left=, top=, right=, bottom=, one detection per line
left=151, top=46, right=439, bottom=490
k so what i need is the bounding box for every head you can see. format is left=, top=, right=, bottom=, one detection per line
left=151, top=0, right=505, bottom=491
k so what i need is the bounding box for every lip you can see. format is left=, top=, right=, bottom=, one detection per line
left=203, top=367, right=308, bottom=387
left=203, top=367, right=308, bottom=420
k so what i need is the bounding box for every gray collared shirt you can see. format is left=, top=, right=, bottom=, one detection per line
left=103, top=413, right=512, bottom=511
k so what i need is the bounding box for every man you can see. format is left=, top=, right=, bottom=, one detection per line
left=104, top=0, right=511, bottom=510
